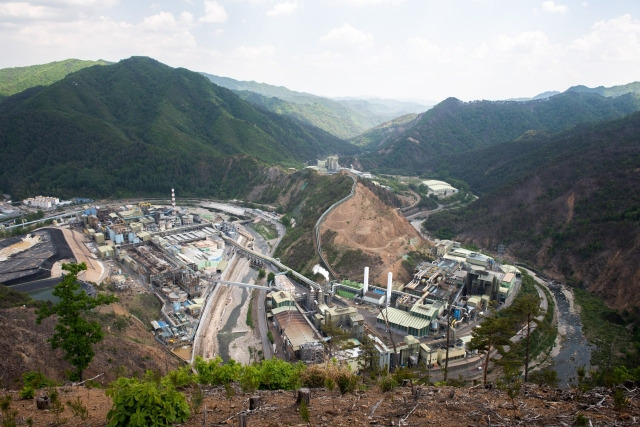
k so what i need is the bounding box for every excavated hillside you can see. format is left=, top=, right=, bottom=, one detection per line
left=320, top=182, right=430, bottom=286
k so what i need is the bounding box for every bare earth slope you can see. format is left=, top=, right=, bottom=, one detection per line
left=3, top=383, right=638, bottom=426
left=0, top=304, right=181, bottom=389
left=320, top=182, right=429, bottom=286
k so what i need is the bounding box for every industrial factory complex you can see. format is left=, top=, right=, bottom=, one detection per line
left=262, top=237, right=520, bottom=373
left=1, top=187, right=519, bottom=376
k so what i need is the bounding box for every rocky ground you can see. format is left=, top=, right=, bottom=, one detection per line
left=2, top=382, right=638, bottom=426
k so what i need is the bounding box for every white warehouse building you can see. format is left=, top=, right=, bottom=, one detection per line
left=422, top=180, right=458, bottom=196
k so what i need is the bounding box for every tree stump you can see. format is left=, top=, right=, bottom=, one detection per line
left=249, top=395, right=262, bottom=411
left=36, top=395, right=50, bottom=410
left=238, top=412, right=247, bottom=427
left=295, top=388, right=311, bottom=407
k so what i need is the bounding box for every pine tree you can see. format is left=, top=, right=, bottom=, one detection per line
left=507, top=293, right=542, bottom=382
left=468, top=315, right=514, bottom=385
left=36, top=262, right=117, bottom=381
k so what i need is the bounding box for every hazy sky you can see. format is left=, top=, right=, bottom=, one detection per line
left=1, top=0, right=639, bottom=102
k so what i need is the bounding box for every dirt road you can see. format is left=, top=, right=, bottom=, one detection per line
left=57, top=227, right=105, bottom=283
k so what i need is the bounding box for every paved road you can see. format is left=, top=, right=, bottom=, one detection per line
left=243, top=223, right=276, bottom=360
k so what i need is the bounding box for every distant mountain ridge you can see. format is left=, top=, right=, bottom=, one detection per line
left=352, top=90, right=640, bottom=175
left=202, top=73, right=430, bottom=139
left=0, top=57, right=356, bottom=199
left=566, top=81, right=640, bottom=98
left=0, top=59, right=110, bottom=101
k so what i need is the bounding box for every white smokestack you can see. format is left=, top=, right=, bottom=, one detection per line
left=386, top=272, right=393, bottom=306
left=363, top=267, right=369, bottom=294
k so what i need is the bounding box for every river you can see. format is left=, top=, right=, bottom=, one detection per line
left=548, top=282, right=594, bottom=387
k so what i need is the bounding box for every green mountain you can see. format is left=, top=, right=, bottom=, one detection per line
left=354, top=91, right=640, bottom=175
left=202, top=73, right=429, bottom=139
left=566, top=81, right=640, bottom=98
left=0, top=59, right=110, bottom=101
left=423, top=112, right=640, bottom=310
left=0, top=57, right=357, bottom=199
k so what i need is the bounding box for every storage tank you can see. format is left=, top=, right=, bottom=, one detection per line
left=307, top=288, right=316, bottom=309
left=430, top=318, right=439, bottom=332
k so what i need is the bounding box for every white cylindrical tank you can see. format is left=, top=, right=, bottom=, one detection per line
left=431, top=318, right=439, bottom=331
left=386, top=272, right=393, bottom=306
left=363, top=267, right=369, bottom=294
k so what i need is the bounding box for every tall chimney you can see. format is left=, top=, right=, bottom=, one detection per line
left=363, top=267, right=369, bottom=295
left=171, top=188, right=176, bottom=213
left=386, top=272, right=393, bottom=306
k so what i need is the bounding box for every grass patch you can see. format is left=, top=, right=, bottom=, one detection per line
left=336, top=289, right=356, bottom=299
left=0, top=284, right=39, bottom=308
left=251, top=220, right=278, bottom=241
left=340, top=279, right=363, bottom=290
left=573, top=287, right=633, bottom=369
left=122, top=292, right=162, bottom=331
left=529, top=283, right=556, bottom=360
left=246, top=291, right=254, bottom=329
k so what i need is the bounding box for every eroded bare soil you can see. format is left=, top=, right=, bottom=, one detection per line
left=320, top=182, right=429, bottom=286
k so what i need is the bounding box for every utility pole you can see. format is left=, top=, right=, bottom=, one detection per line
left=443, top=287, right=458, bottom=383
left=444, top=311, right=451, bottom=383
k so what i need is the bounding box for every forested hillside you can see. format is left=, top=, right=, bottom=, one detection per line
left=272, top=170, right=354, bottom=277
left=0, top=59, right=109, bottom=100
left=353, top=91, right=640, bottom=175
left=423, top=112, right=640, bottom=310
left=0, top=57, right=357, bottom=199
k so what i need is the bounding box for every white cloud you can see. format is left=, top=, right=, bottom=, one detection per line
left=0, top=0, right=119, bottom=22
left=570, top=14, right=640, bottom=61
left=140, top=12, right=178, bottom=31
left=406, top=37, right=440, bottom=57
left=201, top=0, right=227, bottom=23
left=179, top=11, right=195, bottom=25
left=266, top=1, right=297, bottom=17
left=319, top=24, right=373, bottom=49
left=495, top=31, right=552, bottom=56
left=541, top=1, right=568, bottom=15
left=0, top=2, right=60, bottom=20
left=232, top=44, right=275, bottom=60
left=336, top=0, right=404, bottom=6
